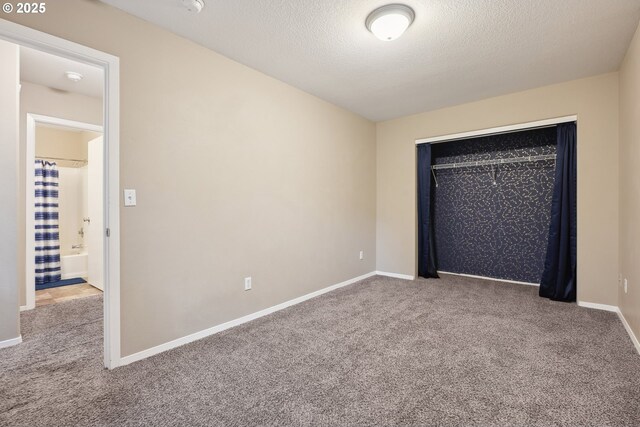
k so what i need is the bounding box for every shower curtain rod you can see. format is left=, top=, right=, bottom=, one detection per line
left=36, top=156, right=87, bottom=163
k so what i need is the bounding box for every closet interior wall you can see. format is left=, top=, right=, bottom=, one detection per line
left=431, top=127, right=557, bottom=283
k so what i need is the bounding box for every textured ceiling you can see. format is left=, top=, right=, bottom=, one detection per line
left=20, top=46, right=103, bottom=98
left=99, top=0, right=640, bottom=121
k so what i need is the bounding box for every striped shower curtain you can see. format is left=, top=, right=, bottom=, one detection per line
left=35, top=160, right=61, bottom=286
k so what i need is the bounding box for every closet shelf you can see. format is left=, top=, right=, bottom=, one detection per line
left=431, top=153, right=556, bottom=171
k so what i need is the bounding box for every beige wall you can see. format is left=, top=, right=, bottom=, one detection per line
left=0, top=40, right=20, bottom=343
left=6, top=0, right=377, bottom=356
left=36, top=126, right=88, bottom=162
left=377, top=73, right=619, bottom=306
left=17, top=81, right=102, bottom=306
left=619, top=22, right=640, bottom=341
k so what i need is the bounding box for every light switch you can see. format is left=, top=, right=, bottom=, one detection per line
left=124, top=189, right=137, bottom=207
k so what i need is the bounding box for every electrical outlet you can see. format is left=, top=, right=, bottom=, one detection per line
left=359, top=251, right=364, bottom=260
left=624, top=278, right=628, bottom=294
left=244, top=277, right=252, bottom=291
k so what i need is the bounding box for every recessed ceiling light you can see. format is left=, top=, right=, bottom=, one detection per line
left=65, top=71, right=83, bottom=83
left=182, top=0, right=205, bottom=14
left=366, top=4, right=415, bottom=41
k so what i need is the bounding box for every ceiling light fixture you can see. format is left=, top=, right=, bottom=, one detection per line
left=65, top=71, right=83, bottom=83
left=182, top=0, right=205, bottom=14
left=366, top=4, right=415, bottom=41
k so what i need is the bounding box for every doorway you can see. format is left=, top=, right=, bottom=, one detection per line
left=26, top=115, right=104, bottom=307
left=0, top=20, right=121, bottom=369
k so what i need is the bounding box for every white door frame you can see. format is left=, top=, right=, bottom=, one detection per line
left=0, top=19, right=121, bottom=370
left=25, top=114, right=103, bottom=307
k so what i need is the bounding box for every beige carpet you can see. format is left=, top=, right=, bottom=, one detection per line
left=1, top=274, right=639, bottom=426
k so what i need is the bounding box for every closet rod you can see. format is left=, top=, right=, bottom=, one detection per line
left=431, top=153, right=556, bottom=171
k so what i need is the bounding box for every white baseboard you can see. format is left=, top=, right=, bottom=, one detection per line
left=577, top=301, right=618, bottom=312
left=577, top=301, right=640, bottom=355
left=20, top=303, right=35, bottom=312
left=375, top=271, right=415, bottom=280
left=616, top=308, right=640, bottom=355
left=117, top=271, right=640, bottom=367
left=119, top=271, right=377, bottom=367
left=0, top=335, right=22, bottom=349
left=438, top=271, right=539, bottom=286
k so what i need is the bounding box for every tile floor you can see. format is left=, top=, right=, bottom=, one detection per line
left=35, top=283, right=102, bottom=306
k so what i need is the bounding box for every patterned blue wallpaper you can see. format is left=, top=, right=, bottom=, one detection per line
left=431, top=127, right=556, bottom=283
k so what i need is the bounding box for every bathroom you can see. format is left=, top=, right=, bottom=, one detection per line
left=33, top=123, right=104, bottom=303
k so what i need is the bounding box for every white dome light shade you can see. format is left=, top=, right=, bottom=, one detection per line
left=182, top=0, right=204, bottom=14
left=366, top=4, right=415, bottom=41
left=65, top=71, right=83, bottom=82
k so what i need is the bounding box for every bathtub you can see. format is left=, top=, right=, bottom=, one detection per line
left=60, top=251, right=88, bottom=279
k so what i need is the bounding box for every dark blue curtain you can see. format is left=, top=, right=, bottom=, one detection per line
left=539, top=122, right=577, bottom=301
left=417, top=144, right=439, bottom=278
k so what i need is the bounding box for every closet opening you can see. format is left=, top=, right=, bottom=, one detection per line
left=416, top=117, right=577, bottom=302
